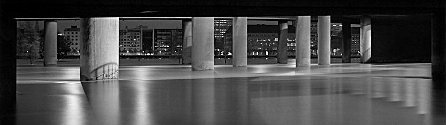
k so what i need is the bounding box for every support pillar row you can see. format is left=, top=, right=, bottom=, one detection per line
left=360, top=16, right=372, bottom=63
left=232, top=17, right=248, bottom=67
left=182, top=20, right=192, bottom=64
left=295, top=16, right=311, bottom=67
left=80, top=17, right=119, bottom=81
left=44, top=21, right=57, bottom=66
left=318, top=16, right=331, bottom=65
left=277, top=21, right=288, bottom=64
left=192, top=17, right=214, bottom=71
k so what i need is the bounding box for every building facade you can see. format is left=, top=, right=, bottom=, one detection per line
left=154, top=29, right=183, bottom=55
left=351, top=26, right=361, bottom=56
left=247, top=25, right=279, bottom=56
left=63, top=26, right=80, bottom=55
left=214, top=19, right=233, bottom=56
left=331, top=23, right=343, bottom=56
left=119, top=27, right=142, bottom=54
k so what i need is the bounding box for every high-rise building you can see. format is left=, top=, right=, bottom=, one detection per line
left=63, top=26, right=80, bottom=55
left=351, top=26, right=361, bottom=56
left=246, top=23, right=343, bottom=57
left=247, top=25, right=279, bottom=56
left=331, top=23, right=343, bottom=56
left=214, top=19, right=233, bottom=56
left=141, top=30, right=153, bottom=54
left=153, top=29, right=183, bottom=55
left=119, top=27, right=142, bottom=54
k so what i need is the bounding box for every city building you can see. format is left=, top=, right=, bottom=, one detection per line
left=247, top=23, right=344, bottom=57
left=331, top=23, right=343, bottom=56
left=351, top=26, right=361, bottom=56
left=214, top=19, right=233, bottom=56
left=153, top=29, right=183, bottom=55
left=119, top=27, right=143, bottom=54
left=247, top=25, right=279, bottom=56
left=63, top=26, right=80, bottom=55
left=309, top=21, right=344, bottom=56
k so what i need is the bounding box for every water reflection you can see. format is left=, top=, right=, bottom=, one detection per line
left=417, top=79, right=430, bottom=115
left=298, top=77, right=312, bottom=125
left=404, top=78, right=416, bottom=107
left=78, top=75, right=441, bottom=125
left=62, top=95, right=87, bottom=125
left=191, top=78, right=216, bottom=125
left=372, top=77, right=386, bottom=98
left=127, top=80, right=152, bottom=125
left=82, top=80, right=120, bottom=125
left=389, top=79, right=401, bottom=102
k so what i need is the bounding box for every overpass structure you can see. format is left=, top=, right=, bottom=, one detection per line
left=1, top=0, right=446, bottom=124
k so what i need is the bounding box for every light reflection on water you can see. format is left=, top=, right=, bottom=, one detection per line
left=17, top=64, right=444, bottom=125
left=78, top=76, right=437, bottom=125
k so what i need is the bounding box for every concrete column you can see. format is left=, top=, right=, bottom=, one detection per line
left=0, top=12, right=16, bottom=125
left=277, top=20, right=288, bottom=64
left=80, top=17, right=119, bottom=81
left=295, top=16, right=311, bottom=67
left=182, top=20, right=193, bottom=64
left=431, top=8, right=446, bottom=125
left=232, top=17, right=248, bottom=67
left=360, top=16, right=372, bottom=63
left=318, top=16, right=331, bottom=65
left=342, top=22, right=352, bottom=63
left=44, top=21, right=57, bottom=66
left=432, top=10, right=446, bottom=90
left=192, top=17, right=214, bottom=71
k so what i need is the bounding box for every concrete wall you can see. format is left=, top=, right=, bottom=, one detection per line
left=371, top=15, right=431, bottom=63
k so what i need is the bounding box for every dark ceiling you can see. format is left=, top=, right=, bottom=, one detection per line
left=2, top=0, right=444, bottom=18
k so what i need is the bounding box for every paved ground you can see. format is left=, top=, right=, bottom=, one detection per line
left=15, top=63, right=445, bottom=125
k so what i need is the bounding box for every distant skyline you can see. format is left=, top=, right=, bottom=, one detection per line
left=18, top=19, right=280, bottom=33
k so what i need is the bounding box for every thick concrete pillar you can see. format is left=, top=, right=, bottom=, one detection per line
left=232, top=17, right=248, bottom=67
left=318, top=16, right=331, bottom=65
left=342, top=22, right=352, bottom=63
left=44, top=21, right=57, bottom=66
left=192, top=17, right=214, bottom=71
left=0, top=9, right=16, bottom=125
left=295, top=16, right=311, bottom=67
left=360, top=16, right=372, bottom=63
left=80, top=17, right=119, bottom=81
left=277, top=20, right=288, bottom=64
left=182, top=20, right=193, bottom=64
left=431, top=8, right=446, bottom=125
left=432, top=9, right=446, bottom=89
